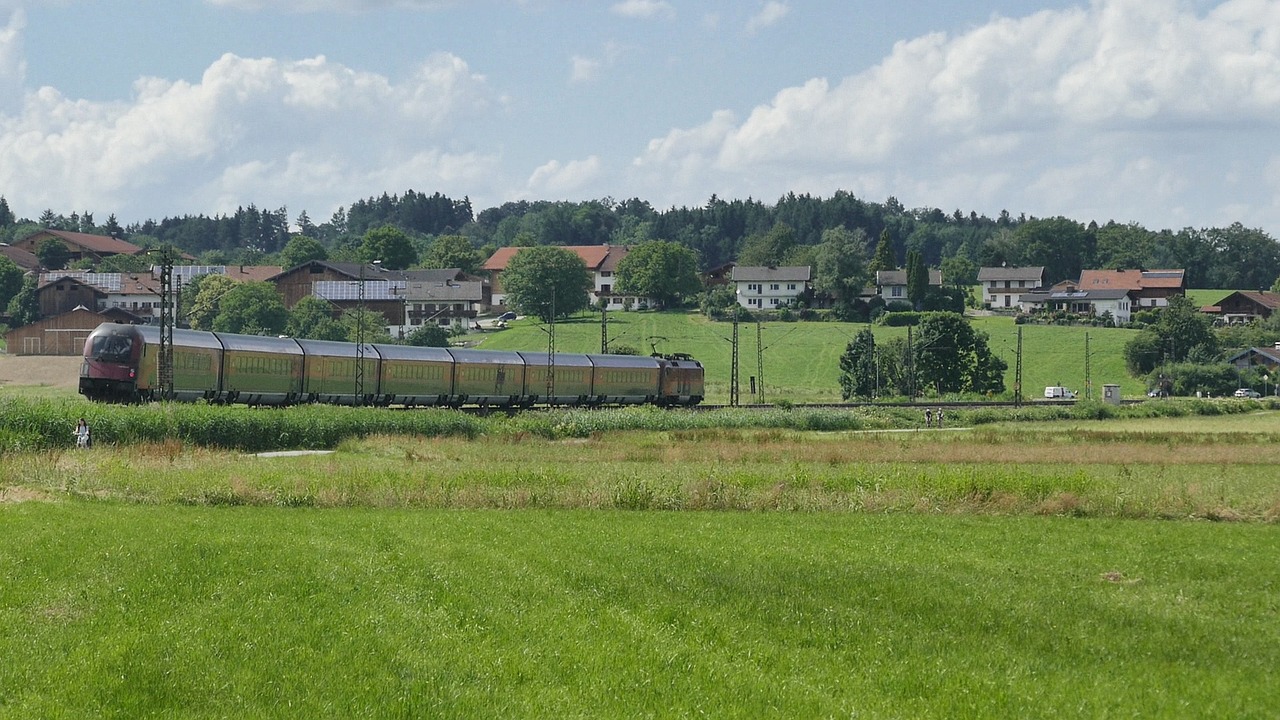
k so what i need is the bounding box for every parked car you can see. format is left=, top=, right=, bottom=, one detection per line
left=1147, top=388, right=1164, bottom=398
left=497, top=311, right=517, bottom=321
left=1044, top=386, right=1077, bottom=399
left=1233, top=388, right=1262, bottom=398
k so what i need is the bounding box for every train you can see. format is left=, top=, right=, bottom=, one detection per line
left=78, top=322, right=704, bottom=408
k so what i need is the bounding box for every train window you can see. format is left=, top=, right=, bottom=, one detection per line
left=90, top=334, right=133, bottom=362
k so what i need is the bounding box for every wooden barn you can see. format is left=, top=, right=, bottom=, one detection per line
left=4, top=307, right=140, bottom=356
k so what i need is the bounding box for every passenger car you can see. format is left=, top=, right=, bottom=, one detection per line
left=1233, top=388, right=1262, bottom=398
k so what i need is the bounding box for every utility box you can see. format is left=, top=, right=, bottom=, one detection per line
left=1103, top=384, right=1122, bottom=405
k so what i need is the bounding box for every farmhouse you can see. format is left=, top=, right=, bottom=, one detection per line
left=873, top=269, right=942, bottom=303
left=1227, top=344, right=1280, bottom=374
left=1077, top=269, right=1185, bottom=308
left=12, top=229, right=145, bottom=264
left=1201, top=290, right=1280, bottom=324
left=731, top=266, right=812, bottom=309
left=482, top=245, right=652, bottom=310
left=1018, top=288, right=1135, bottom=325
left=978, top=266, right=1045, bottom=309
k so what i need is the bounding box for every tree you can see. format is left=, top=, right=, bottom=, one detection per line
left=812, top=226, right=868, bottom=309
left=405, top=324, right=451, bottom=347
left=285, top=295, right=346, bottom=341
left=869, top=229, right=896, bottom=273
left=905, top=249, right=928, bottom=309
left=340, top=307, right=393, bottom=344
left=211, top=281, right=289, bottom=335
left=501, top=246, right=592, bottom=322
left=912, top=312, right=1006, bottom=395
left=615, top=240, right=702, bottom=309
left=737, top=222, right=796, bottom=267
left=278, top=235, right=328, bottom=269
left=0, top=256, right=24, bottom=311
left=939, top=255, right=977, bottom=287
left=1015, top=217, right=1093, bottom=284
left=36, top=238, right=71, bottom=270
left=0, top=197, right=15, bottom=227
left=838, top=328, right=878, bottom=400
left=5, top=275, right=39, bottom=327
left=1124, top=294, right=1218, bottom=377
left=360, top=225, right=416, bottom=270
left=184, top=274, right=238, bottom=330
left=421, top=234, right=482, bottom=273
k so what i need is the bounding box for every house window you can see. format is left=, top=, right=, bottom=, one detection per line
left=601, top=284, right=611, bottom=294
left=748, top=298, right=759, bottom=307
left=1018, top=280, right=1025, bottom=288
left=747, top=283, right=759, bottom=291
left=787, top=283, right=797, bottom=290
left=600, top=271, right=612, bottom=278
left=1004, top=280, right=1011, bottom=289
left=891, top=287, right=903, bottom=297
left=770, top=298, right=779, bottom=306
left=770, top=283, right=780, bottom=291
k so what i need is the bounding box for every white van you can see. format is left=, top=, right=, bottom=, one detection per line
left=1044, top=386, right=1076, bottom=399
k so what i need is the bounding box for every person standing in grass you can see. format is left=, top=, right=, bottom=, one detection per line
left=74, top=418, right=91, bottom=449
left=936, top=408, right=944, bottom=429
left=924, top=408, right=933, bottom=428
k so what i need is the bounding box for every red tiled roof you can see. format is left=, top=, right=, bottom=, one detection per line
left=1078, top=269, right=1185, bottom=290
left=483, top=245, right=615, bottom=271
left=22, top=229, right=144, bottom=256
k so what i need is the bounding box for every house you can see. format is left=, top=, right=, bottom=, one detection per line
left=1077, top=269, right=1185, bottom=308
left=0, top=243, right=41, bottom=273
left=3, top=305, right=140, bottom=356
left=977, top=266, right=1045, bottom=309
left=1227, top=345, right=1280, bottom=374
left=36, top=266, right=283, bottom=324
left=482, top=245, right=651, bottom=310
left=12, top=229, right=145, bottom=264
left=1201, top=291, right=1280, bottom=324
left=281, top=263, right=487, bottom=335
left=1018, top=288, right=1135, bottom=325
left=311, top=272, right=486, bottom=337
left=731, top=266, right=812, bottom=310
left=702, top=262, right=736, bottom=287
left=874, top=269, right=943, bottom=303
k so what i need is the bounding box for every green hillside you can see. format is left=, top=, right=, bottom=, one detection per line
left=471, top=311, right=1142, bottom=404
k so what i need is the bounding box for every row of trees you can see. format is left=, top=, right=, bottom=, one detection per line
left=6, top=190, right=1279, bottom=294
left=838, top=312, right=1007, bottom=400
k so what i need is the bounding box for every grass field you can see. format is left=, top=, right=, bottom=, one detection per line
left=2, top=505, right=1275, bottom=718
left=3, top=409, right=1279, bottom=716
left=474, top=310, right=1141, bottom=404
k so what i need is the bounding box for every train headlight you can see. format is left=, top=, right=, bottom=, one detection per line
left=129, top=368, right=135, bottom=379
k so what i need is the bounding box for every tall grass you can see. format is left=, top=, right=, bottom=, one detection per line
left=1, top=396, right=1274, bottom=453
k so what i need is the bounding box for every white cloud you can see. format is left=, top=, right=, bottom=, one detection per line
left=0, top=51, right=494, bottom=218
left=570, top=55, right=602, bottom=84
left=569, top=42, right=622, bottom=84
left=745, top=1, right=788, bottom=35
left=526, top=156, right=602, bottom=197
left=610, top=0, right=674, bottom=20
left=0, top=10, right=25, bottom=113
left=634, top=0, right=1280, bottom=228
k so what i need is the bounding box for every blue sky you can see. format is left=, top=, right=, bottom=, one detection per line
left=1, top=0, right=1278, bottom=235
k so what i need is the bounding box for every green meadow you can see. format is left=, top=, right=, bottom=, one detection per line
left=476, top=310, right=1140, bottom=403
left=3, top=408, right=1279, bottom=718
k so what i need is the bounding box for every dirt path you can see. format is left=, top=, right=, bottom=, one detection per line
left=0, top=354, right=83, bottom=388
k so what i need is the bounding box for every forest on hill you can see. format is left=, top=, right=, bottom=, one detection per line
left=1, top=190, right=1278, bottom=290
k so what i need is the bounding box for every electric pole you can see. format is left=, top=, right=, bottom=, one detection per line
left=157, top=245, right=175, bottom=401
left=1014, top=326, right=1024, bottom=407
left=730, top=314, right=740, bottom=407
left=755, top=317, right=764, bottom=405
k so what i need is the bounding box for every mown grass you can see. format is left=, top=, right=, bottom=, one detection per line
left=1, top=505, right=1277, bottom=718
